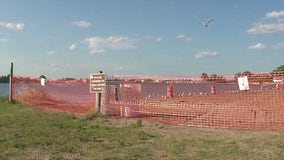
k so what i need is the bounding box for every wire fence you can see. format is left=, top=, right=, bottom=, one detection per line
left=11, top=72, right=284, bottom=130
left=12, top=75, right=95, bottom=114
left=102, top=73, right=284, bottom=130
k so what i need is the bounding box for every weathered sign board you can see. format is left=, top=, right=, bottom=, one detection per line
left=90, top=73, right=106, bottom=93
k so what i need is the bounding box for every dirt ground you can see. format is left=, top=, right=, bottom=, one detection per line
left=107, top=90, right=284, bottom=130
left=14, top=88, right=94, bottom=114
left=137, top=90, right=284, bottom=130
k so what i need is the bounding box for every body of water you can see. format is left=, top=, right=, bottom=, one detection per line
left=0, top=83, right=9, bottom=97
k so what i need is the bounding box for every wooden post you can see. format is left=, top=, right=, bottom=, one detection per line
left=95, top=92, right=102, bottom=113
left=9, top=62, right=13, bottom=103
left=90, top=71, right=106, bottom=114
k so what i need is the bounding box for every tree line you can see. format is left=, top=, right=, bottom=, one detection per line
left=0, top=75, right=10, bottom=83
left=201, top=65, right=284, bottom=83
left=1, top=65, right=284, bottom=83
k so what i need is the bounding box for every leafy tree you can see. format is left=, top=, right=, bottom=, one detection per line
left=0, top=75, right=10, bottom=83
left=271, top=65, right=284, bottom=78
left=234, top=72, right=242, bottom=81
left=242, top=71, right=253, bottom=77
left=201, top=73, right=209, bottom=81
left=273, top=65, right=284, bottom=72
left=207, top=74, right=226, bottom=83
left=240, top=71, right=254, bottom=81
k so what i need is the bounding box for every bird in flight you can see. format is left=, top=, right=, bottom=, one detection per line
left=199, top=19, right=215, bottom=28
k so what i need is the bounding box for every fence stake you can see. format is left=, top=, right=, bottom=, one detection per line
left=9, top=62, right=13, bottom=103
left=95, top=92, right=102, bottom=113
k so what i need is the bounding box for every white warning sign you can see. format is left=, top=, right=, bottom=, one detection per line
left=238, top=76, right=249, bottom=91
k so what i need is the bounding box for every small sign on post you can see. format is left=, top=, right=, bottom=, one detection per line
left=238, top=76, right=249, bottom=91
left=90, top=72, right=106, bottom=113
left=39, top=75, right=46, bottom=86
left=90, top=73, right=106, bottom=93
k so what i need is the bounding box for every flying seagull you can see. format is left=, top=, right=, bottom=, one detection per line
left=199, top=19, right=215, bottom=28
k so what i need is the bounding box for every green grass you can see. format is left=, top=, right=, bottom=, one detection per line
left=0, top=97, right=284, bottom=160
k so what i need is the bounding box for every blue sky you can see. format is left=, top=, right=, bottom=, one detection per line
left=1, top=0, right=284, bottom=78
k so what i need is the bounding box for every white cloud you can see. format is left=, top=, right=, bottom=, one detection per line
left=69, top=44, right=77, bottom=51
left=85, top=36, right=135, bottom=55
left=248, top=43, right=266, bottom=50
left=177, top=34, right=185, bottom=39
left=266, top=11, right=284, bottom=18
left=248, top=23, right=284, bottom=35
left=155, top=37, right=162, bottom=42
left=47, top=51, right=56, bottom=56
left=195, top=51, right=218, bottom=59
left=72, top=21, right=91, bottom=28
left=0, top=22, right=24, bottom=31
left=177, top=34, right=192, bottom=41
left=132, top=34, right=163, bottom=43
left=248, top=11, right=284, bottom=35
left=106, top=36, right=135, bottom=49
left=272, top=42, right=284, bottom=49
left=186, top=37, right=192, bottom=41
left=85, top=37, right=105, bottom=54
